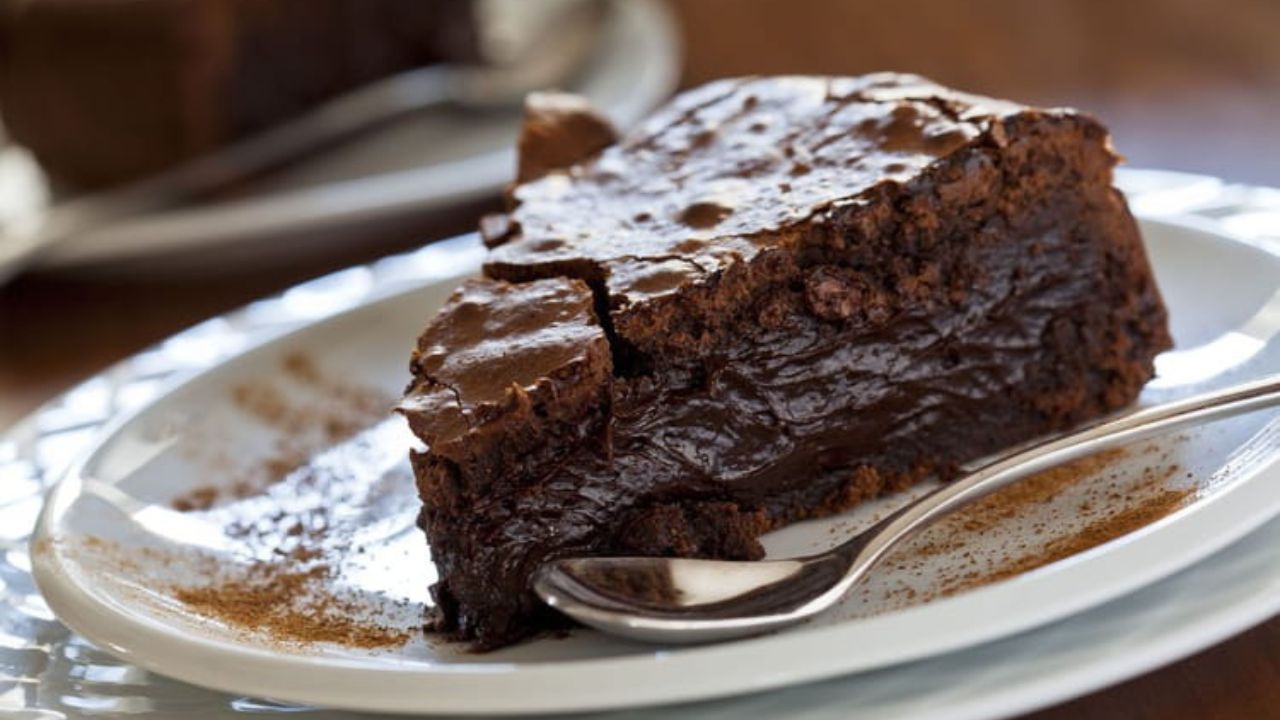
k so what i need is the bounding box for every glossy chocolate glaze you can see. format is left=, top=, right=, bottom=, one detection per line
left=400, top=278, right=614, bottom=510
left=401, top=277, right=608, bottom=446
left=402, top=74, right=1172, bottom=648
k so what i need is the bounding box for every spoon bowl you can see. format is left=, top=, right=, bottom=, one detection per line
left=534, top=555, right=847, bottom=643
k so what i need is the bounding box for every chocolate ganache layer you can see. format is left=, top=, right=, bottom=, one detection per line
left=400, top=73, right=1172, bottom=649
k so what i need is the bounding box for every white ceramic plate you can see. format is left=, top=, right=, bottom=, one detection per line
left=2, top=0, right=677, bottom=273
left=29, top=216, right=1280, bottom=715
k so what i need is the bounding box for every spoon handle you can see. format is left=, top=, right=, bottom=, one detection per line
left=827, top=374, right=1280, bottom=599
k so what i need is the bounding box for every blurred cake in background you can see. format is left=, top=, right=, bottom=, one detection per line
left=0, top=0, right=478, bottom=189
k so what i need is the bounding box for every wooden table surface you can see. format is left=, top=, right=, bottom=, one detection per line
left=2, top=1, right=1278, bottom=716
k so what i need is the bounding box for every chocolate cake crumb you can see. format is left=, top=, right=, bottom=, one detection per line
left=515, top=91, right=618, bottom=184
left=401, top=74, right=1172, bottom=648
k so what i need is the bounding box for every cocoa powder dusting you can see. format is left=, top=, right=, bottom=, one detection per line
left=857, top=439, right=1195, bottom=614
left=912, top=444, right=1189, bottom=602
left=172, top=353, right=393, bottom=511
left=146, top=352, right=420, bottom=649
left=172, top=546, right=410, bottom=649
left=911, top=449, right=1128, bottom=558
left=171, top=486, right=219, bottom=513
left=76, top=534, right=412, bottom=650
left=79, top=416, right=422, bottom=651
left=939, top=483, right=1191, bottom=595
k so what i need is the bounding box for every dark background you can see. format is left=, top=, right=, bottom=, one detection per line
left=673, top=0, right=1280, bottom=185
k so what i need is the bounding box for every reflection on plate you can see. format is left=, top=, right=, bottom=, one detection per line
left=27, top=213, right=1280, bottom=715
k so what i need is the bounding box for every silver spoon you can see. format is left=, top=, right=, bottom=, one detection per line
left=534, top=373, right=1280, bottom=644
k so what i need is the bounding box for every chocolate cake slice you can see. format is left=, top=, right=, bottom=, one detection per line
left=399, top=74, right=1172, bottom=649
